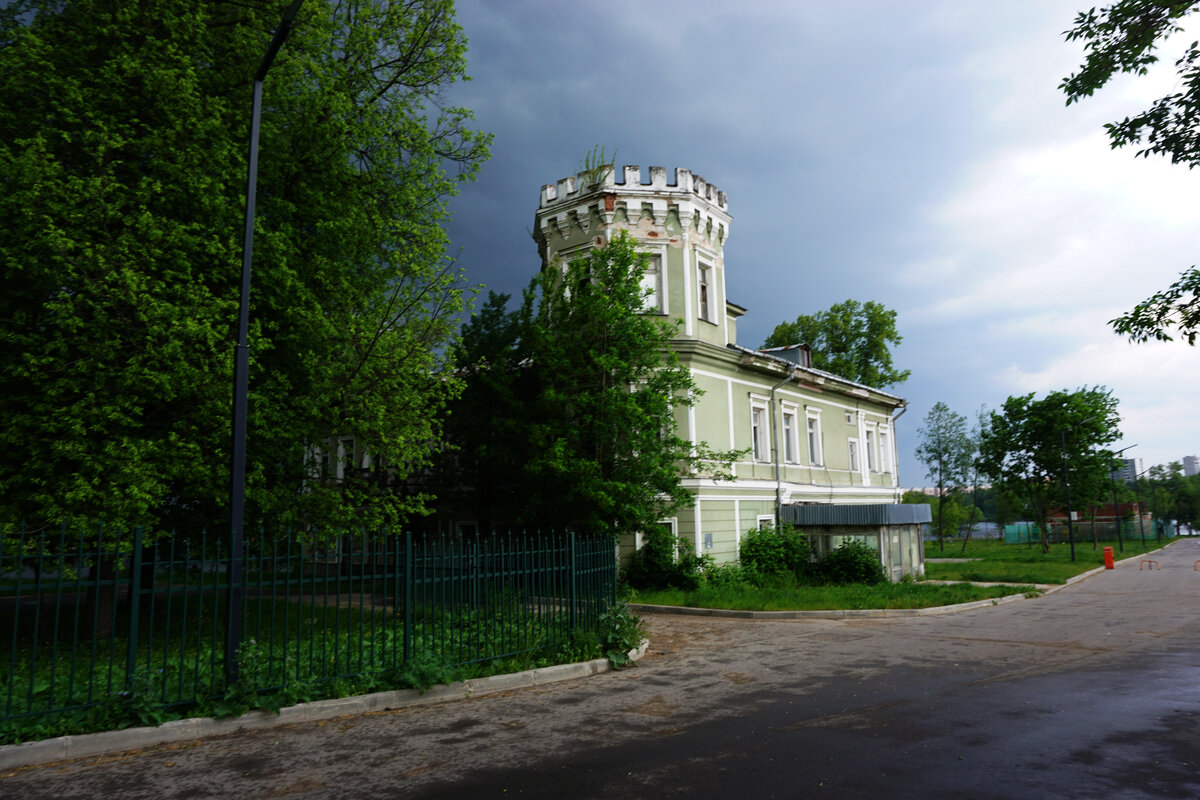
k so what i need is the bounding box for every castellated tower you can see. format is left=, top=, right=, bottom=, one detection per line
left=529, top=163, right=916, bottom=576
left=533, top=165, right=740, bottom=347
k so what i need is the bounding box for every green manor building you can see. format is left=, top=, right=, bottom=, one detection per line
left=534, top=165, right=926, bottom=580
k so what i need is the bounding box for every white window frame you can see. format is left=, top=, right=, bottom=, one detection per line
left=848, top=437, right=860, bottom=473
left=697, top=261, right=714, bottom=323
left=750, top=397, right=770, bottom=462
left=865, top=425, right=878, bottom=472
left=640, top=251, right=665, bottom=314
left=336, top=437, right=355, bottom=480
left=636, top=518, right=679, bottom=557
left=781, top=403, right=800, bottom=464
left=757, top=515, right=775, bottom=531
left=806, top=408, right=823, bottom=466
left=878, top=428, right=893, bottom=474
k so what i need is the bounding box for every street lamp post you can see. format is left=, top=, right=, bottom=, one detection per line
left=228, top=0, right=304, bottom=685
left=1059, top=429, right=1077, bottom=562
left=1132, top=466, right=1150, bottom=548
left=1107, top=445, right=1136, bottom=553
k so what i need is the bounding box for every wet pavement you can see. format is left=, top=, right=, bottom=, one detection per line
left=4, top=540, right=1199, bottom=799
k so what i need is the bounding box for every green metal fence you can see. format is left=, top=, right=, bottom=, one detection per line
left=2, top=525, right=617, bottom=726
left=1003, top=519, right=1157, bottom=545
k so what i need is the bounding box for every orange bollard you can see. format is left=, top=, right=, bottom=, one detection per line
left=1103, top=546, right=1115, bottom=570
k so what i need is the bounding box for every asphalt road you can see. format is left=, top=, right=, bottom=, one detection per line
left=4, top=540, right=1199, bottom=800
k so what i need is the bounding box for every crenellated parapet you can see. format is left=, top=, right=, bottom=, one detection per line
left=538, top=165, right=727, bottom=210
left=534, top=165, right=731, bottom=253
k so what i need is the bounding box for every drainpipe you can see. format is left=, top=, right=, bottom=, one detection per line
left=890, top=402, right=908, bottom=502
left=770, top=369, right=799, bottom=528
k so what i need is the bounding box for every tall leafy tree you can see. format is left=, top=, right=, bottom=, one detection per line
left=914, top=402, right=974, bottom=552
left=0, top=1, right=490, bottom=534
left=434, top=291, right=536, bottom=529
left=1061, top=2, right=1200, bottom=344
left=439, top=233, right=738, bottom=538
left=1138, top=462, right=1200, bottom=533
left=977, top=387, right=1121, bottom=553
left=762, top=299, right=910, bottom=388
left=959, top=405, right=992, bottom=551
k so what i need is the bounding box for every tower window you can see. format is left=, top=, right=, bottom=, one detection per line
left=641, top=253, right=663, bottom=313
left=698, top=262, right=713, bottom=322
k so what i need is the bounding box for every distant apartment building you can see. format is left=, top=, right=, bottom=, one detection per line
left=1113, top=457, right=1144, bottom=483
left=1184, top=455, right=1199, bottom=477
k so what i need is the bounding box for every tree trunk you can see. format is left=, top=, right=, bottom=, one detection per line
left=937, top=491, right=945, bottom=552
left=961, top=483, right=981, bottom=554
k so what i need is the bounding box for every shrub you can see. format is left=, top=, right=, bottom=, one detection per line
left=702, top=561, right=752, bottom=589
left=739, top=524, right=810, bottom=579
left=814, top=539, right=886, bottom=585
left=624, top=526, right=707, bottom=591
left=598, top=602, right=645, bottom=668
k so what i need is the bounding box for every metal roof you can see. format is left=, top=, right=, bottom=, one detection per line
left=782, top=503, right=932, bottom=527
left=726, top=343, right=906, bottom=404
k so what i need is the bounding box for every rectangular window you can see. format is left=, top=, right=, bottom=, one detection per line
left=806, top=410, right=823, bottom=465
left=698, top=262, right=713, bottom=322
left=751, top=403, right=769, bottom=462
left=336, top=437, right=355, bottom=480
left=848, top=438, right=860, bottom=473
left=640, top=253, right=663, bottom=313
left=866, top=427, right=877, bottom=472
left=879, top=429, right=892, bottom=474
left=782, top=407, right=799, bottom=464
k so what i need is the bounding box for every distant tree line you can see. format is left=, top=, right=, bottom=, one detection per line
left=911, top=385, right=1200, bottom=549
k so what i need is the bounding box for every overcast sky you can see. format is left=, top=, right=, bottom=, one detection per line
left=441, top=0, right=1200, bottom=486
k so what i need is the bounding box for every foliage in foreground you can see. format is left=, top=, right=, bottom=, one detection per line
left=1061, top=1, right=1200, bottom=345
left=0, top=0, right=490, bottom=533
left=437, top=233, right=740, bottom=537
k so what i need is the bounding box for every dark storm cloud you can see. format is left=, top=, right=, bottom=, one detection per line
left=444, top=1, right=1200, bottom=479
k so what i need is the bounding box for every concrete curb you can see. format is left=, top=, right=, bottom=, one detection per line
left=629, top=591, right=1036, bottom=620
left=0, top=640, right=649, bottom=771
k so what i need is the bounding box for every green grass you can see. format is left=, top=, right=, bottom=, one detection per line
left=924, top=537, right=1173, bottom=584
left=631, top=577, right=1036, bottom=611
